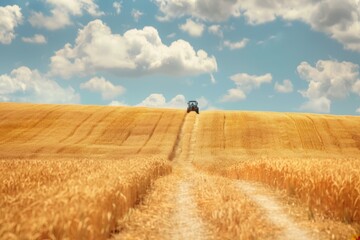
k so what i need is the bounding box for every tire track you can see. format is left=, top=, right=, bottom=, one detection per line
left=236, top=180, right=311, bottom=240
left=29, top=146, right=45, bottom=158
left=169, top=112, right=187, bottom=160
left=170, top=181, right=207, bottom=240
left=73, top=109, right=117, bottom=145
left=25, top=108, right=68, bottom=143
left=305, top=115, right=324, bottom=150
left=58, top=112, right=95, bottom=143
left=223, top=113, right=226, bottom=150
left=322, top=118, right=342, bottom=149
left=136, top=113, right=164, bottom=154
left=94, top=110, right=138, bottom=145
left=286, top=114, right=306, bottom=150
left=114, top=113, right=211, bottom=240
left=168, top=113, right=209, bottom=239
left=0, top=105, right=61, bottom=145
left=57, top=109, right=117, bottom=153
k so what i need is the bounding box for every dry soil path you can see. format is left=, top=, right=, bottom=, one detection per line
left=113, top=113, right=316, bottom=240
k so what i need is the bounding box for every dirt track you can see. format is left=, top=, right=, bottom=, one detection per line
left=113, top=113, right=323, bottom=240
left=0, top=103, right=359, bottom=239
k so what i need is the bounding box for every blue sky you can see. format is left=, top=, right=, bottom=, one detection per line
left=0, top=0, right=360, bottom=115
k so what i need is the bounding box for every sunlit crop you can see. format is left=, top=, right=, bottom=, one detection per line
left=1, top=103, right=359, bottom=239
left=194, top=111, right=360, bottom=223
left=0, top=103, right=183, bottom=239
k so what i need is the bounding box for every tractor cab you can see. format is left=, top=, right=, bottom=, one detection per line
left=187, top=101, right=199, bottom=114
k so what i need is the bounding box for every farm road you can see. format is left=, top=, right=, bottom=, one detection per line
left=113, top=113, right=317, bottom=240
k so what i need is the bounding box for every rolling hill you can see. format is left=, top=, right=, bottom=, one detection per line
left=1, top=103, right=359, bottom=239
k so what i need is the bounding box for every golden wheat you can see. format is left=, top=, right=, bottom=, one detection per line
left=0, top=103, right=184, bottom=239
left=194, top=111, right=360, bottom=224
left=1, top=103, right=360, bottom=239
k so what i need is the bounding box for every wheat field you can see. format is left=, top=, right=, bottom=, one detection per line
left=0, top=103, right=182, bottom=239
left=1, top=103, right=359, bottom=239
left=194, top=111, right=360, bottom=223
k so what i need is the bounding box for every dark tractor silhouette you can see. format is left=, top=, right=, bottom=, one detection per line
left=187, top=100, right=199, bottom=114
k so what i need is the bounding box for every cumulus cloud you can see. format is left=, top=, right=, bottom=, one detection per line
left=138, top=94, right=209, bottom=109
left=0, top=5, right=22, bottom=44
left=155, top=0, right=241, bottom=22
left=109, top=100, right=127, bottom=106
left=80, top=76, right=125, bottom=100
left=196, top=96, right=209, bottom=109
left=154, top=0, right=360, bottom=52
left=179, top=18, right=205, bottom=37
left=22, top=34, right=47, bottom=44
left=300, top=96, right=331, bottom=113
left=297, top=60, right=360, bottom=113
left=208, top=24, right=223, bottom=37
left=353, top=80, right=360, bottom=95
left=220, top=88, right=246, bottom=102
left=223, top=38, right=249, bottom=50
left=274, top=79, right=293, bottom=93
left=356, top=107, right=360, bottom=114
left=113, top=1, right=121, bottom=15
left=49, top=20, right=217, bottom=79
left=29, top=0, right=104, bottom=30
left=131, top=9, right=143, bottom=22
left=0, top=66, right=80, bottom=104
left=138, top=94, right=187, bottom=108
left=221, top=72, right=272, bottom=102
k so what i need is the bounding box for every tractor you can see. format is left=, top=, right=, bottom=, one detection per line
left=187, top=100, right=199, bottom=114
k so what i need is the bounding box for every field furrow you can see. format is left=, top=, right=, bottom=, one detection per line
left=1, top=103, right=359, bottom=239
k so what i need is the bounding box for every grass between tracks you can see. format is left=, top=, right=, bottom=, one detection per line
left=192, top=173, right=281, bottom=240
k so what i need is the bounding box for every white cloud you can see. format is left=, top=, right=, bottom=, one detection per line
left=208, top=24, right=223, bottom=37
left=167, top=33, right=176, bottom=38
left=109, top=100, right=127, bottom=106
left=224, top=38, right=249, bottom=50
left=154, top=0, right=360, bottom=52
left=0, top=5, right=22, bottom=44
left=113, top=1, right=121, bottom=15
left=29, top=0, right=104, bottom=30
left=138, top=94, right=187, bottom=109
left=80, top=76, right=125, bottom=100
left=221, top=72, right=272, bottom=102
left=210, top=74, right=216, bottom=84
left=131, top=9, right=143, bottom=22
left=257, top=35, right=277, bottom=45
left=49, top=20, right=217, bottom=79
left=155, top=0, right=241, bottom=22
left=179, top=18, right=205, bottom=37
left=300, top=97, right=331, bottom=113
left=356, top=107, right=360, bottom=114
left=220, top=88, right=246, bottom=102
left=297, top=60, right=360, bottom=113
left=274, top=79, right=293, bottom=93
left=230, top=72, right=272, bottom=91
left=196, top=96, right=209, bottom=109
left=138, top=94, right=210, bottom=110
left=352, top=80, right=360, bottom=95
left=0, top=66, right=80, bottom=104
left=22, top=34, right=47, bottom=44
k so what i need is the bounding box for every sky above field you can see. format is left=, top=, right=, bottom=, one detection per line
left=0, top=0, right=360, bottom=115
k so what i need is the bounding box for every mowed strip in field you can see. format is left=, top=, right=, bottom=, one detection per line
left=1, top=103, right=360, bottom=239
